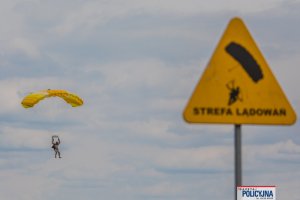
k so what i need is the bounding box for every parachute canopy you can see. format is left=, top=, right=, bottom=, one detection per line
left=21, top=89, right=84, bottom=108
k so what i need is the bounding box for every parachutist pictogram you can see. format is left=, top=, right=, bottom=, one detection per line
left=226, top=80, right=243, bottom=106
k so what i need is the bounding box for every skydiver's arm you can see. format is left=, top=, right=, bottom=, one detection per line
left=226, top=83, right=231, bottom=90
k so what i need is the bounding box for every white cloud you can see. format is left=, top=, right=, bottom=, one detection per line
left=9, top=37, right=41, bottom=58
left=45, top=0, right=291, bottom=36
left=0, top=80, right=21, bottom=113
left=0, top=170, right=56, bottom=200
left=244, top=139, right=300, bottom=166
left=85, top=59, right=202, bottom=96
left=0, top=126, right=51, bottom=149
left=0, top=1, right=24, bottom=39
left=141, top=181, right=185, bottom=197
left=155, top=145, right=233, bottom=170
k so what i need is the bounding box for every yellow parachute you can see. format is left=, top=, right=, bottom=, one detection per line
left=21, top=89, right=84, bottom=108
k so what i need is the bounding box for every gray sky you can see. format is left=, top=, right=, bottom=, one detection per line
left=0, top=0, right=299, bottom=199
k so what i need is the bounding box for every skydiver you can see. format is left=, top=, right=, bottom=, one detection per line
left=226, top=80, right=242, bottom=106
left=52, top=137, right=61, bottom=158
left=228, top=86, right=240, bottom=106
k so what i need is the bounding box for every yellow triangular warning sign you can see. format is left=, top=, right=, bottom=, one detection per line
left=183, top=17, right=296, bottom=125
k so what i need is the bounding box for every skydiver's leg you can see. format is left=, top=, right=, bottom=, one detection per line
left=55, top=149, right=60, bottom=158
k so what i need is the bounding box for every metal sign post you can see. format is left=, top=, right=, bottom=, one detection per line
left=234, top=124, right=242, bottom=200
